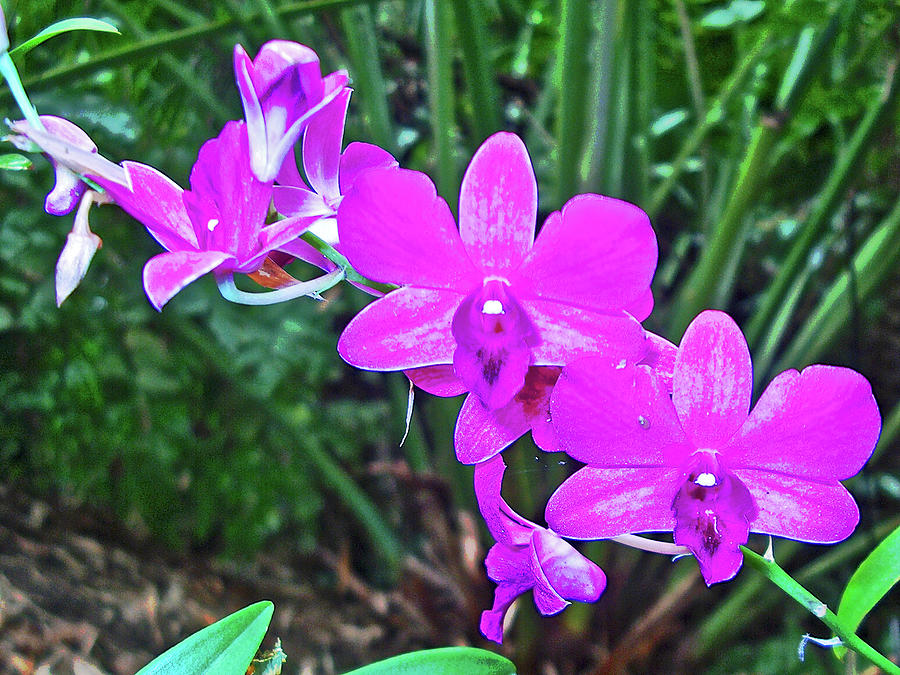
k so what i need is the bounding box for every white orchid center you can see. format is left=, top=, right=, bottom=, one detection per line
left=482, top=299, right=505, bottom=315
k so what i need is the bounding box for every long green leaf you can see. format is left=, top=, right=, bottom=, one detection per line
left=8, top=18, right=120, bottom=58
left=135, top=601, right=274, bottom=675
left=834, top=524, right=900, bottom=659
left=341, top=647, right=517, bottom=675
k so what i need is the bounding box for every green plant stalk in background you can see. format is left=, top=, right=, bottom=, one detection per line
left=340, top=3, right=394, bottom=153
left=747, top=58, right=900, bottom=348
left=424, top=0, right=457, bottom=214
left=740, top=546, right=900, bottom=674
left=552, top=0, right=591, bottom=206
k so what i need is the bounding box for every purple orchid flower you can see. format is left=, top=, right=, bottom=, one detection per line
left=476, top=454, right=606, bottom=644
left=545, top=310, right=881, bottom=585
left=234, top=40, right=349, bottom=183
left=92, top=121, right=323, bottom=310
left=449, top=331, right=678, bottom=464
left=272, top=87, right=397, bottom=273
left=337, top=131, right=657, bottom=432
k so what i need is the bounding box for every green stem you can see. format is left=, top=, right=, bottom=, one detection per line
left=452, top=0, right=502, bottom=145
left=772, top=194, right=900, bottom=373
left=299, top=231, right=398, bottom=294
left=554, top=0, right=592, bottom=204
left=0, top=51, right=42, bottom=129
left=740, top=546, right=900, bottom=673
left=340, top=3, right=394, bottom=152
left=666, top=123, right=778, bottom=337
left=424, top=0, right=457, bottom=213
left=746, top=58, right=900, bottom=347
left=646, top=31, right=769, bottom=218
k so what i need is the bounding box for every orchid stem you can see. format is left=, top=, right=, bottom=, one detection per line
left=299, top=231, right=398, bottom=294
left=216, top=268, right=344, bottom=305
left=611, top=534, right=691, bottom=556
left=0, top=51, right=43, bottom=131
left=740, top=545, right=899, bottom=674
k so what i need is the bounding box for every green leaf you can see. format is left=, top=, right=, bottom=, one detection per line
left=8, top=18, right=120, bottom=58
left=701, top=1, right=765, bottom=30
left=135, top=601, right=274, bottom=675
left=341, top=647, right=517, bottom=675
left=0, top=153, right=32, bottom=170
left=834, top=524, right=900, bottom=659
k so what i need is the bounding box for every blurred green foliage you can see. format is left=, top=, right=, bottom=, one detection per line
left=1, top=0, right=899, bottom=672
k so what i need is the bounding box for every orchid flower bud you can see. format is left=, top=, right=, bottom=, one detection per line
left=55, top=190, right=105, bottom=306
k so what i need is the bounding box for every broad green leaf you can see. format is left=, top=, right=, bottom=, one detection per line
left=0, top=153, right=32, bottom=170
left=834, top=524, right=900, bottom=659
left=341, top=647, right=517, bottom=675
left=8, top=18, right=120, bottom=58
left=135, top=601, right=274, bottom=675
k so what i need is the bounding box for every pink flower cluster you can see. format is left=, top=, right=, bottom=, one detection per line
left=11, top=39, right=881, bottom=646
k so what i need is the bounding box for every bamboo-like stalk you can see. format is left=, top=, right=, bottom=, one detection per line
left=340, top=3, right=394, bottom=152
left=451, top=0, right=502, bottom=145
left=747, top=59, right=900, bottom=347
left=553, top=0, right=592, bottom=205
left=424, top=0, right=457, bottom=213
left=667, top=7, right=848, bottom=338
left=773, top=196, right=900, bottom=373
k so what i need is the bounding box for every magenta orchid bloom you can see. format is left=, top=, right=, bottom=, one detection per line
left=273, top=87, right=397, bottom=277
left=450, top=331, right=678, bottom=464
left=93, top=121, right=316, bottom=310
left=234, top=40, right=349, bottom=183
left=546, top=310, right=881, bottom=585
left=476, top=454, right=606, bottom=644
left=337, top=131, right=657, bottom=438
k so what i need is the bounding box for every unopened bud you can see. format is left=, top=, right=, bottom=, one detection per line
left=56, top=191, right=103, bottom=306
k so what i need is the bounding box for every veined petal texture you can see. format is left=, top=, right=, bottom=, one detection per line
left=514, top=193, right=657, bottom=313
left=338, top=167, right=480, bottom=288
left=458, top=132, right=537, bottom=273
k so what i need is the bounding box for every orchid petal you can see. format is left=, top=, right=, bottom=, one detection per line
left=99, top=161, right=197, bottom=251
left=337, top=167, right=479, bottom=288
left=529, top=547, right=570, bottom=615
left=736, top=470, right=861, bottom=543
left=513, top=194, right=657, bottom=312
left=626, top=288, right=655, bottom=322
left=273, top=185, right=331, bottom=218
left=455, top=366, right=560, bottom=463
left=302, top=87, right=350, bottom=198
left=405, top=365, right=467, bottom=397
left=276, top=237, right=335, bottom=271
left=550, top=357, right=686, bottom=467
left=143, top=249, right=232, bottom=310
left=275, top=146, right=306, bottom=188
left=474, top=455, right=534, bottom=545
left=523, top=299, right=646, bottom=365
left=729, top=365, right=880, bottom=480
left=673, top=310, right=752, bottom=448
left=532, top=529, right=606, bottom=605
left=455, top=393, right=530, bottom=464
left=257, top=215, right=317, bottom=259
left=338, top=141, right=398, bottom=194
left=546, top=466, right=679, bottom=539
left=337, top=287, right=461, bottom=370
left=458, top=132, right=537, bottom=273
left=233, top=44, right=268, bottom=180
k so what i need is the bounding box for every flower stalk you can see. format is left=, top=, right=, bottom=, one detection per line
left=740, top=546, right=899, bottom=674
